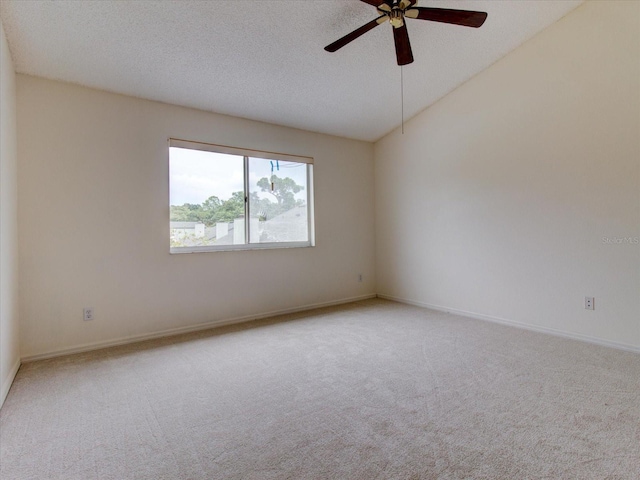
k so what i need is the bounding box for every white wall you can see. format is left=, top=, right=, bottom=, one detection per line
left=375, top=1, right=640, bottom=349
left=17, top=77, right=375, bottom=358
left=0, top=19, right=20, bottom=407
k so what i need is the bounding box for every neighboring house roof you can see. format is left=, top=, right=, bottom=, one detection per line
left=172, top=208, right=307, bottom=246
left=204, top=226, right=217, bottom=241
left=214, top=223, right=236, bottom=244
left=258, top=206, right=307, bottom=243
left=170, top=221, right=202, bottom=229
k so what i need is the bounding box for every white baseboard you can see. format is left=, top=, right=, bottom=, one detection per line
left=21, top=294, right=377, bottom=363
left=377, top=294, right=640, bottom=355
left=0, top=358, right=21, bottom=409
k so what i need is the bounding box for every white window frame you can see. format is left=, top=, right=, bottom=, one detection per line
left=169, top=138, right=315, bottom=254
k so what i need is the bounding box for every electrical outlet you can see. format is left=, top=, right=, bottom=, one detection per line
left=358, top=274, right=363, bottom=283
left=83, top=308, right=94, bottom=321
left=584, top=297, right=594, bottom=310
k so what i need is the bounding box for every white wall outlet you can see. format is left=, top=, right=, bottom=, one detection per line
left=358, top=274, right=363, bottom=283
left=584, top=297, right=594, bottom=310
left=83, top=308, right=94, bottom=321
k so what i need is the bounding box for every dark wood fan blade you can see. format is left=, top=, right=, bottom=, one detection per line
left=393, top=23, right=413, bottom=66
left=405, top=7, right=487, bottom=28
left=325, top=16, right=385, bottom=52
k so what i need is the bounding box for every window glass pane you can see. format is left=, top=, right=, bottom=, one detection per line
left=169, top=147, right=245, bottom=248
left=248, top=157, right=308, bottom=243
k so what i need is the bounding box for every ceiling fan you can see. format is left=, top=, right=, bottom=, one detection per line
left=325, top=0, right=488, bottom=66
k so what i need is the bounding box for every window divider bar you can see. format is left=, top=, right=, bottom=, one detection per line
left=307, top=165, right=314, bottom=245
left=244, top=156, right=250, bottom=245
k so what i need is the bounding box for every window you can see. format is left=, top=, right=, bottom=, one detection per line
left=169, top=138, right=314, bottom=253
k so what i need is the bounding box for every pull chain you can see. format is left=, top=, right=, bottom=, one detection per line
left=401, top=65, right=405, bottom=134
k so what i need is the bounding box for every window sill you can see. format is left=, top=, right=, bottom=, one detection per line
left=170, top=241, right=314, bottom=254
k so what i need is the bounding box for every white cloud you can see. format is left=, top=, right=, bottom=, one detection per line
left=169, top=148, right=308, bottom=205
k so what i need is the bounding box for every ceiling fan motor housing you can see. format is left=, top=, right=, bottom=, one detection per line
left=378, top=0, right=416, bottom=28
left=388, top=9, right=404, bottom=28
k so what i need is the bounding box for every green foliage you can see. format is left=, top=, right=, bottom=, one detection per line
left=216, top=191, right=245, bottom=223
left=256, top=175, right=303, bottom=211
left=170, top=193, right=243, bottom=226
left=170, top=175, right=304, bottom=226
left=169, top=202, right=208, bottom=224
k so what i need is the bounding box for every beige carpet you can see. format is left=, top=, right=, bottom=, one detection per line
left=1, top=299, right=639, bottom=479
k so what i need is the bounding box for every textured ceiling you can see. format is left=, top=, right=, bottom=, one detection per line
left=0, top=0, right=583, bottom=142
